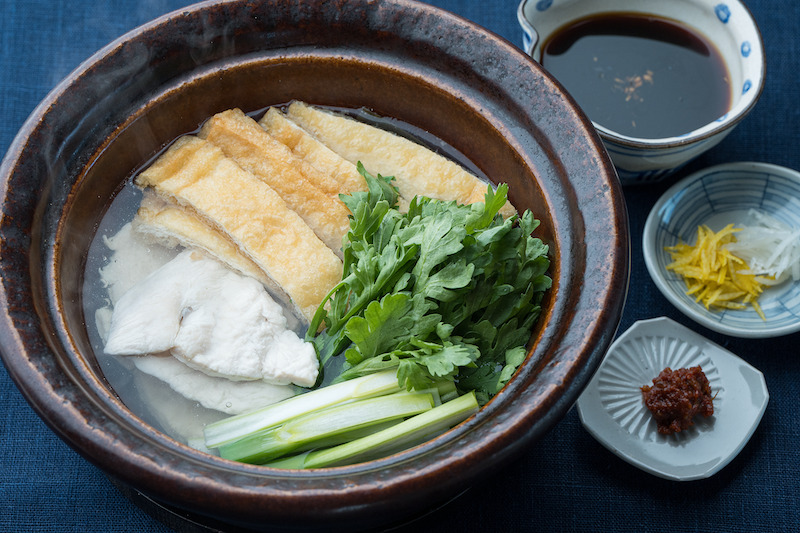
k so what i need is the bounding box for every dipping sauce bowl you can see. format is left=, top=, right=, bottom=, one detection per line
left=517, top=0, right=765, bottom=184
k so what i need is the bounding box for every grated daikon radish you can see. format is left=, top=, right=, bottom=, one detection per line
left=723, top=209, right=800, bottom=284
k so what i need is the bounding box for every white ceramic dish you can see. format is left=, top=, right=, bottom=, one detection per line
left=517, top=0, right=765, bottom=184
left=643, top=162, right=800, bottom=338
left=576, top=317, right=768, bottom=481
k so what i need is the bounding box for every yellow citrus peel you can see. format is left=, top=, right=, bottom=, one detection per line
left=665, top=224, right=766, bottom=320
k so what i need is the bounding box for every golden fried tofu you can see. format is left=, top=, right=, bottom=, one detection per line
left=285, top=101, right=516, bottom=217
left=133, top=191, right=272, bottom=287
left=199, top=109, right=350, bottom=255
left=135, top=135, right=343, bottom=322
left=259, top=107, right=366, bottom=195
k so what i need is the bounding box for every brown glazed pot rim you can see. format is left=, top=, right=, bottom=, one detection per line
left=0, top=1, right=629, bottom=531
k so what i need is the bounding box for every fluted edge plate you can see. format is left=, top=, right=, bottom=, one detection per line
left=576, top=317, right=768, bottom=481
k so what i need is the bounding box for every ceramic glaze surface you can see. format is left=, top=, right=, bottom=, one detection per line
left=0, top=1, right=628, bottom=531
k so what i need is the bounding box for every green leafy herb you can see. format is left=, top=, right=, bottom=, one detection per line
left=309, top=165, right=552, bottom=403
left=206, top=165, right=552, bottom=467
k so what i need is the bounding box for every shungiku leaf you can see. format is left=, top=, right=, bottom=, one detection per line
left=310, top=165, right=551, bottom=402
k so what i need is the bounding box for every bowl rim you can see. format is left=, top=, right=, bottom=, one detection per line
left=0, top=0, right=629, bottom=527
left=643, top=161, right=800, bottom=338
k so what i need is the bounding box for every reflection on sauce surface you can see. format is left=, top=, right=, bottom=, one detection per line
left=541, top=12, right=731, bottom=139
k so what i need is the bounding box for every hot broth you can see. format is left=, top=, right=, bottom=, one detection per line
left=82, top=106, right=493, bottom=447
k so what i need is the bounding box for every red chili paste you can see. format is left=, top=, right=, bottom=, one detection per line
left=641, top=366, right=714, bottom=435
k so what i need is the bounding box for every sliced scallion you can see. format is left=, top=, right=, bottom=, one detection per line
left=265, top=391, right=479, bottom=469
left=203, top=369, right=400, bottom=449
left=217, top=391, right=435, bottom=464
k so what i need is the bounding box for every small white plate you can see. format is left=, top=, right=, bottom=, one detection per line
left=576, top=317, right=768, bottom=481
left=643, top=162, right=800, bottom=338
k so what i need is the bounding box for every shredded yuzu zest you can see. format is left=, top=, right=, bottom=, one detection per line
left=665, top=224, right=767, bottom=320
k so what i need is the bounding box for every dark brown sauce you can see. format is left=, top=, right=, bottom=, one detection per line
left=541, top=12, right=731, bottom=139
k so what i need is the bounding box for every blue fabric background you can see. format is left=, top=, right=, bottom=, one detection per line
left=1, top=0, right=798, bottom=531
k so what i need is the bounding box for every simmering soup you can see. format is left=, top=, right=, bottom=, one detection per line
left=83, top=102, right=551, bottom=467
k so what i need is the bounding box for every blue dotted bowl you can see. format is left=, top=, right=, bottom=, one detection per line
left=643, top=163, right=800, bottom=338
left=517, top=0, right=765, bottom=184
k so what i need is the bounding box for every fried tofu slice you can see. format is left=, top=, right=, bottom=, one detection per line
left=133, top=191, right=273, bottom=288
left=284, top=101, right=516, bottom=217
left=259, top=107, right=409, bottom=212
left=198, top=109, right=350, bottom=255
left=259, top=107, right=366, bottom=195
left=135, top=135, right=343, bottom=322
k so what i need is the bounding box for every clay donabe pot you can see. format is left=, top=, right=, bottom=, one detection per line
left=0, top=1, right=628, bottom=531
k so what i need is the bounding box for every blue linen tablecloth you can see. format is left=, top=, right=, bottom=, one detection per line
left=1, top=0, right=798, bottom=531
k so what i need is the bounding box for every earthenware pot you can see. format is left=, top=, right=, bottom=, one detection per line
left=0, top=1, right=628, bottom=530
